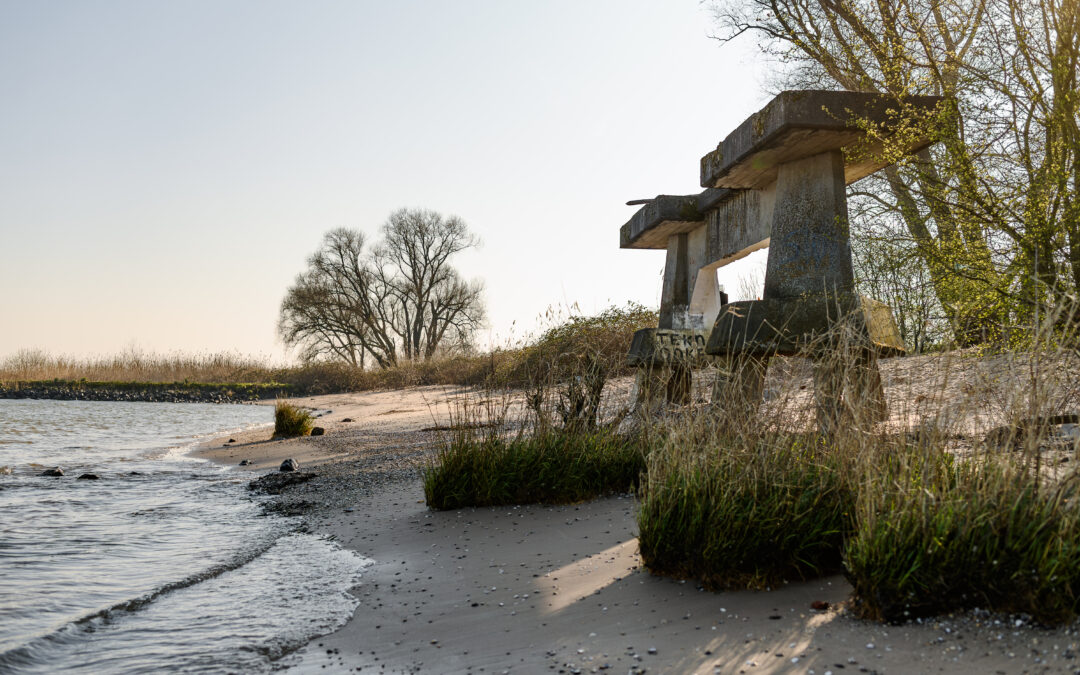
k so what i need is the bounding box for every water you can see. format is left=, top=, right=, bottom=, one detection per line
left=0, top=399, right=370, bottom=673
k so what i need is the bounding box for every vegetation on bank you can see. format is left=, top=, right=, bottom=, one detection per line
left=846, top=450, right=1080, bottom=624
left=0, top=303, right=658, bottom=398
left=273, top=400, right=314, bottom=437
left=423, top=427, right=646, bottom=510
left=637, top=432, right=852, bottom=590
left=0, top=379, right=294, bottom=401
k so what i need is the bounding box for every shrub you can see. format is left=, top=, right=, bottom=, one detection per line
left=496, top=303, right=658, bottom=387
left=423, top=428, right=647, bottom=510
left=845, top=453, right=1080, bottom=624
left=273, top=400, right=314, bottom=437
left=637, top=431, right=852, bottom=590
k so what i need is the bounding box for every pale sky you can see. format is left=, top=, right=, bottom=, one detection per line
left=0, top=1, right=771, bottom=360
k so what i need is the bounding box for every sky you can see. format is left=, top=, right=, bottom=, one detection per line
left=0, top=1, right=772, bottom=361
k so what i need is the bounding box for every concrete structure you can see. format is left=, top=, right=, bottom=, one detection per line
left=621, top=90, right=941, bottom=428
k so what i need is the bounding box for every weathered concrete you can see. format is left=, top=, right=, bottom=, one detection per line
left=706, top=294, right=905, bottom=357
left=619, top=188, right=732, bottom=251
left=627, top=328, right=717, bottom=409
left=763, top=150, right=854, bottom=299
left=700, top=90, right=943, bottom=190
left=627, top=328, right=714, bottom=367
left=621, top=89, right=941, bottom=426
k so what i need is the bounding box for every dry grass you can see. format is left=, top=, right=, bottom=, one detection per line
left=635, top=307, right=1080, bottom=622
left=0, top=303, right=657, bottom=395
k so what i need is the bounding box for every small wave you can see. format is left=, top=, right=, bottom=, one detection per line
left=0, top=533, right=371, bottom=674
left=0, top=529, right=285, bottom=668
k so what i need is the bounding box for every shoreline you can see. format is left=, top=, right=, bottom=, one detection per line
left=0, top=380, right=295, bottom=404
left=195, top=387, right=1080, bottom=674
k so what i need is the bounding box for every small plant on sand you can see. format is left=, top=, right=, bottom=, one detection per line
left=423, top=427, right=646, bottom=509
left=273, top=400, right=313, bottom=437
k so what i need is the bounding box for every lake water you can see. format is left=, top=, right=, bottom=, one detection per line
left=0, top=399, right=370, bottom=673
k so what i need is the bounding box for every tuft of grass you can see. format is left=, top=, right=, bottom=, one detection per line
left=845, top=451, right=1080, bottom=624
left=637, top=431, right=853, bottom=590
left=273, top=400, right=314, bottom=437
left=423, top=428, right=646, bottom=510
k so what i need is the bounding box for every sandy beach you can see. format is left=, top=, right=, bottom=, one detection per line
left=193, top=365, right=1080, bottom=674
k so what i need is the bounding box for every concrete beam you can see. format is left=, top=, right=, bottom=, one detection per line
left=619, top=188, right=734, bottom=250
left=700, top=90, right=943, bottom=190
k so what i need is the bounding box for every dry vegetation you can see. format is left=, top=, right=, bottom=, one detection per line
left=424, top=306, right=1080, bottom=624
left=0, top=304, right=658, bottom=397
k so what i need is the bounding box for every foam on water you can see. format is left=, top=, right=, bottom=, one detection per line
left=0, top=399, right=370, bottom=673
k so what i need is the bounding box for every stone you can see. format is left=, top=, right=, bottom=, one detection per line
left=40, top=467, right=64, bottom=477
left=77, top=473, right=100, bottom=480
left=249, top=471, right=316, bottom=494
left=239, top=459, right=252, bottom=466
left=279, top=458, right=299, bottom=472
left=310, top=426, right=325, bottom=436
left=341, top=418, right=353, bottom=423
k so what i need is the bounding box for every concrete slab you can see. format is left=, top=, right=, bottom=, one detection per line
left=706, top=294, right=905, bottom=357
left=619, top=188, right=733, bottom=250
left=700, top=90, right=943, bottom=190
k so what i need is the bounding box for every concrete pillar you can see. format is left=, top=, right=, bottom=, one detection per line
left=659, top=233, right=690, bottom=330
left=711, top=353, right=770, bottom=422
left=763, top=150, right=854, bottom=300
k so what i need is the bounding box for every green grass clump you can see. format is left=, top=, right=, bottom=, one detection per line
left=845, top=453, right=1080, bottom=624
left=273, top=400, right=314, bottom=437
left=637, top=434, right=852, bottom=590
left=423, top=428, right=646, bottom=509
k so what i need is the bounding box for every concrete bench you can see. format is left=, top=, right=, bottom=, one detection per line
left=621, top=90, right=941, bottom=429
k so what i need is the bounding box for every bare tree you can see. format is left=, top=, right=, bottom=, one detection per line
left=376, top=209, right=486, bottom=362
left=708, top=0, right=1079, bottom=344
left=278, top=228, right=399, bottom=368
left=278, top=211, right=485, bottom=367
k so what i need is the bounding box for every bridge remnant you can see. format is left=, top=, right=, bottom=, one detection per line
left=621, top=90, right=941, bottom=429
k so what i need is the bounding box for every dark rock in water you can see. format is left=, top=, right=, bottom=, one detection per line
left=310, top=426, right=325, bottom=436
left=40, top=467, right=64, bottom=477
left=77, top=473, right=101, bottom=480
left=239, top=459, right=253, bottom=466
left=279, top=458, right=300, bottom=472
left=248, top=471, right=316, bottom=494
left=128, top=471, right=144, bottom=476
left=341, top=418, right=353, bottom=423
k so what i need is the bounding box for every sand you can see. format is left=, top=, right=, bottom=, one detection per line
left=191, top=363, right=1080, bottom=674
